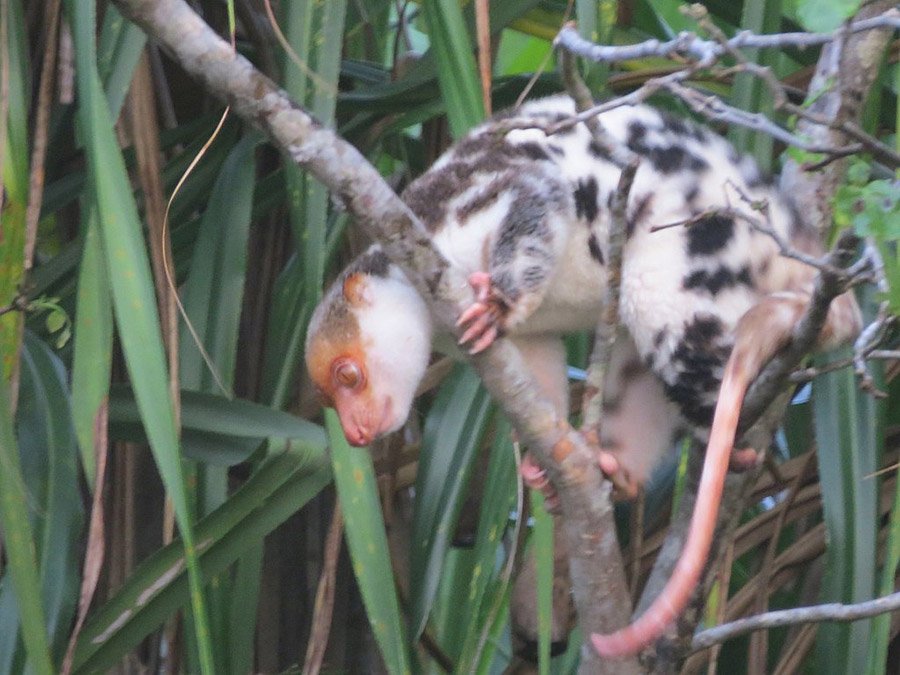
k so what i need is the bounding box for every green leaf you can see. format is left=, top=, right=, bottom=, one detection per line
left=72, top=445, right=330, bottom=673
left=456, top=419, right=517, bottom=670
left=179, top=133, right=259, bottom=394
left=67, top=1, right=214, bottom=669
left=410, top=364, right=493, bottom=638
left=108, top=385, right=326, bottom=465
left=328, top=410, right=410, bottom=673
left=796, top=0, right=863, bottom=33
left=0, top=373, right=55, bottom=674
left=421, top=0, right=485, bottom=138
left=96, top=5, right=146, bottom=117
left=533, top=493, right=553, bottom=675
left=813, top=347, right=882, bottom=673
left=263, top=0, right=347, bottom=408
left=12, top=333, right=84, bottom=663
left=70, top=214, right=113, bottom=486
left=728, top=0, right=782, bottom=168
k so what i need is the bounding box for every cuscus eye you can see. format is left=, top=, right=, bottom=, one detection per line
left=332, top=358, right=365, bottom=391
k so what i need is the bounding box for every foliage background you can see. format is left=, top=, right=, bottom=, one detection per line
left=0, top=0, right=897, bottom=673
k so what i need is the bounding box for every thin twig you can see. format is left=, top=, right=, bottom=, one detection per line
left=475, top=0, right=491, bottom=117
left=741, top=231, right=860, bottom=432
left=693, top=589, right=900, bottom=650
left=302, top=503, right=343, bottom=675
left=61, top=404, right=109, bottom=675
left=554, top=10, right=899, bottom=65
left=25, top=0, right=62, bottom=274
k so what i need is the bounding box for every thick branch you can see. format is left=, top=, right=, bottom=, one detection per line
left=110, top=0, right=638, bottom=670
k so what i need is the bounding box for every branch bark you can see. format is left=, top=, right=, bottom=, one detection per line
left=109, top=0, right=638, bottom=672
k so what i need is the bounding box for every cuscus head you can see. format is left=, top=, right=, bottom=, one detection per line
left=305, top=248, right=433, bottom=446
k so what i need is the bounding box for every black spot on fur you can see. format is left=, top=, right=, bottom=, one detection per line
left=588, top=233, right=604, bottom=264
left=665, top=315, right=731, bottom=426
left=628, top=122, right=708, bottom=174
left=515, top=142, right=551, bottom=161
left=491, top=271, right=520, bottom=304
left=573, top=177, right=599, bottom=222
left=654, top=329, right=667, bottom=349
left=684, top=183, right=700, bottom=205
left=664, top=378, right=716, bottom=427
left=683, top=315, right=724, bottom=345
left=522, top=265, right=547, bottom=289
left=491, top=180, right=565, bottom=295
left=547, top=144, right=566, bottom=157
left=658, top=110, right=706, bottom=141
left=354, top=249, right=391, bottom=278
left=683, top=265, right=753, bottom=295
left=455, top=173, right=515, bottom=222
left=626, top=121, right=650, bottom=154
left=650, top=145, right=689, bottom=174
left=686, top=152, right=709, bottom=172
left=403, top=162, right=473, bottom=229
left=588, top=140, right=613, bottom=161
left=687, top=214, right=735, bottom=256
left=626, top=193, right=654, bottom=238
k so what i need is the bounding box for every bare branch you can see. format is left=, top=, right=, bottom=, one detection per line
left=554, top=9, right=899, bottom=65
left=663, top=81, right=866, bottom=157
left=692, top=589, right=900, bottom=650
left=557, top=49, right=640, bottom=437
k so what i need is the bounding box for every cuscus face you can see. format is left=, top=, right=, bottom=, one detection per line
left=305, top=252, right=433, bottom=446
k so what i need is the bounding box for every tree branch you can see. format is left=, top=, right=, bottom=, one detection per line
left=692, top=590, right=900, bottom=650
left=554, top=10, right=898, bottom=65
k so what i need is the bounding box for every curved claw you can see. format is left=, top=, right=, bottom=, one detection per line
left=521, top=455, right=549, bottom=490
left=457, top=272, right=507, bottom=353
left=456, top=301, right=489, bottom=328
left=521, top=455, right=561, bottom=512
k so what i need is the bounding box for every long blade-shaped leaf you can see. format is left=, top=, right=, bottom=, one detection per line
left=421, top=0, right=484, bottom=138
left=263, top=0, right=346, bottom=407
left=813, top=348, right=882, bottom=674
left=410, top=365, right=493, bottom=639
left=328, top=410, right=411, bottom=673
left=179, top=133, right=258, bottom=393
left=456, top=419, right=517, bottom=669
left=19, top=333, right=84, bottom=658
left=0, top=376, right=54, bottom=674
left=71, top=212, right=112, bottom=486
left=66, top=1, right=213, bottom=669
left=72, top=444, right=330, bottom=673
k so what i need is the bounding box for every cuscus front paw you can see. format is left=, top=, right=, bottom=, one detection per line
left=521, top=454, right=562, bottom=512
left=520, top=441, right=639, bottom=515
left=457, top=272, right=509, bottom=354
